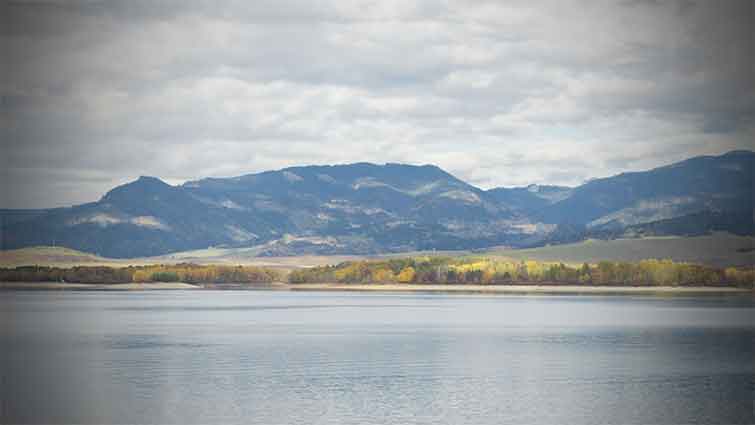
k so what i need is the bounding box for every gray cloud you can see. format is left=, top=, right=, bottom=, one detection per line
left=2, top=0, right=752, bottom=208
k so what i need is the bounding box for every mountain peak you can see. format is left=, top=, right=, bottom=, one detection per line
left=721, top=150, right=754, bottom=158
left=128, top=175, right=172, bottom=189
left=137, top=175, right=165, bottom=182
left=101, top=175, right=173, bottom=202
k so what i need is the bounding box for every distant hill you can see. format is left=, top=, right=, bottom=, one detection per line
left=1, top=151, right=752, bottom=258
left=4, top=234, right=750, bottom=269
left=599, top=210, right=754, bottom=238
left=539, top=150, right=753, bottom=228
left=486, top=184, right=573, bottom=215
left=1, top=163, right=523, bottom=257
left=0, top=246, right=115, bottom=268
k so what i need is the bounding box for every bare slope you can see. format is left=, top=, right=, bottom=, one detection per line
left=0, top=246, right=123, bottom=268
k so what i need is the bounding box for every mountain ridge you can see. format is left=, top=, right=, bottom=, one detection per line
left=2, top=151, right=752, bottom=258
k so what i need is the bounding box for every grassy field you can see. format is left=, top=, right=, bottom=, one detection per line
left=154, top=246, right=365, bottom=268
left=0, top=246, right=364, bottom=269
left=485, top=233, right=753, bottom=268
left=1, top=233, right=752, bottom=269
left=0, top=246, right=128, bottom=268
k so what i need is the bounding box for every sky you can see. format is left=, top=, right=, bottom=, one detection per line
left=2, top=0, right=753, bottom=209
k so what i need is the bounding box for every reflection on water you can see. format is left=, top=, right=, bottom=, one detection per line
left=2, top=291, right=754, bottom=424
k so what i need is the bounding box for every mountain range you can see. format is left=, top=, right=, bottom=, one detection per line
left=1, top=150, right=752, bottom=258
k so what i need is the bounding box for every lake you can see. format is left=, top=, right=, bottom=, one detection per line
left=2, top=290, right=754, bottom=424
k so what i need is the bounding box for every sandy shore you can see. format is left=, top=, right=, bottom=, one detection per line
left=1, top=281, right=750, bottom=294
left=283, top=283, right=753, bottom=295
left=0, top=282, right=200, bottom=290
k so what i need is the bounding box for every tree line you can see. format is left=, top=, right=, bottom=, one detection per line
left=1, top=257, right=752, bottom=287
left=289, top=257, right=754, bottom=287
left=0, top=263, right=282, bottom=284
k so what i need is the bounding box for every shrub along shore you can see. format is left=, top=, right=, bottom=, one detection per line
left=292, top=257, right=754, bottom=288
left=0, top=263, right=282, bottom=285
left=0, top=257, right=752, bottom=288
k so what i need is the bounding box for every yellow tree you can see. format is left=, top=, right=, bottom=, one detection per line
left=132, top=269, right=152, bottom=283
left=397, top=266, right=416, bottom=283
left=371, top=267, right=395, bottom=283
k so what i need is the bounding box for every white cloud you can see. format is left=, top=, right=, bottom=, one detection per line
left=2, top=0, right=752, bottom=208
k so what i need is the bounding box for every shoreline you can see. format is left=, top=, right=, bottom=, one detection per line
left=1, top=281, right=751, bottom=295
left=283, top=283, right=753, bottom=295
left=0, top=282, right=201, bottom=290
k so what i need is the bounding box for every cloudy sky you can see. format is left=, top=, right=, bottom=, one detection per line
left=2, top=0, right=753, bottom=208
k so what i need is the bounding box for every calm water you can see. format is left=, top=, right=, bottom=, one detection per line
left=2, top=290, right=754, bottom=424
